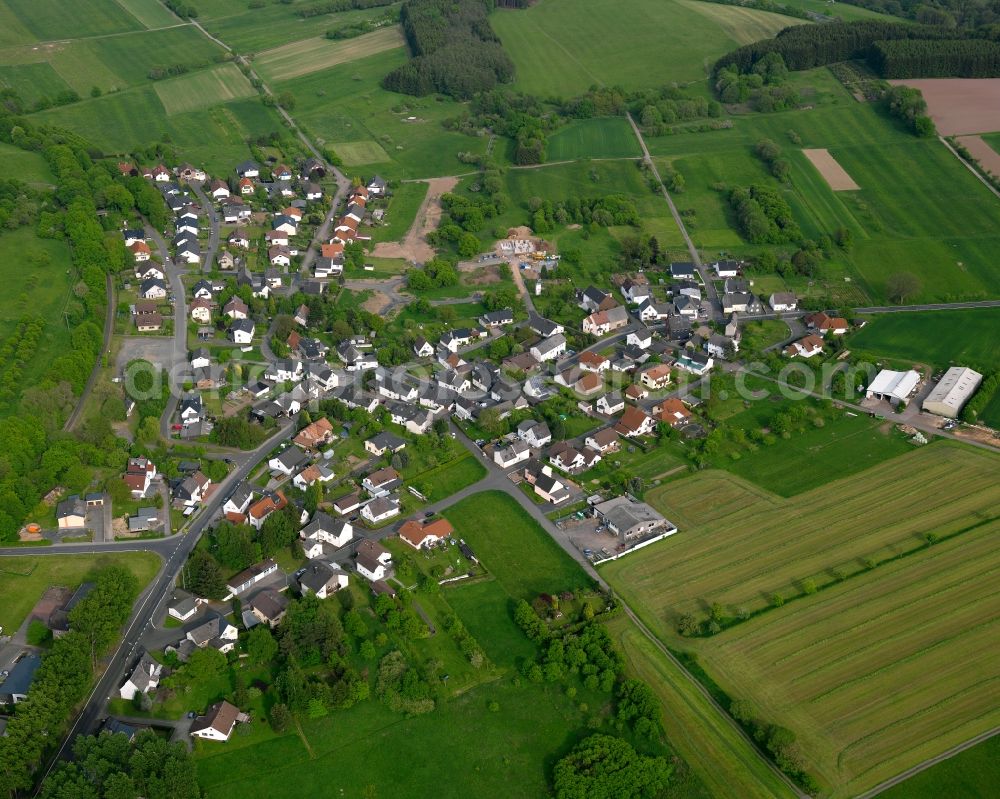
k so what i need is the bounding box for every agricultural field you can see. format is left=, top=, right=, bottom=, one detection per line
left=647, top=67, right=1000, bottom=304
left=0, top=26, right=224, bottom=97
left=1, top=0, right=142, bottom=41
left=34, top=91, right=283, bottom=175
left=877, top=734, right=1000, bottom=799
left=603, top=442, right=1000, bottom=797
left=849, top=307, right=1000, bottom=373
left=253, top=26, right=405, bottom=82
left=275, top=49, right=490, bottom=179
left=0, top=552, right=161, bottom=633
left=200, top=3, right=399, bottom=53
left=492, top=0, right=799, bottom=96
left=154, top=63, right=256, bottom=115
left=546, top=117, right=641, bottom=160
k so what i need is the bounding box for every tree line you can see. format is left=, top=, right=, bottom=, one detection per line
left=715, top=19, right=1000, bottom=79
left=382, top=0, right=515, bottom=99
left=297, top=0, right=394, bottom=16
left=0, top=567, right=139, bottom=796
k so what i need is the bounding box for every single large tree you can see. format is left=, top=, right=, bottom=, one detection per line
left=885, top=272, right=921, bottom=304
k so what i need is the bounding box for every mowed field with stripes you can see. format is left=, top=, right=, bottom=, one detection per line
left=603, top=442, right=1000, bottom=797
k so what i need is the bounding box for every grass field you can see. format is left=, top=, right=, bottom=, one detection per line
left=443, top=491, right=588, bottom=599
left=331, top=139, right=391, bottom=166
left=113, top=0, right=180, bottom=28
left=369, top=181, right=427, bottom=243
left=154, top=63, right=256, bottom=115
left=411, top=455, right=486, bottom=501
left=2, top=0, right=142, bottom=41
left=276, top=49, right=490, bottom=179
left=712, top=404, right=913, bottom=496
left=850, top=308, right=1000, bottom=372
left=0, top=552, right=161, bottom=633
left=0, top=26, right=224, bottom=95
left=546, top=117, right=641, bottom=160
left=0, top=142, right=54, bottom=185
left=603, top=442, right=1000, bottom=797
left=645, top=68, right=1000, bottom=304
left=877, top=734, right=1000, bottom=799
left=492, top=0, right=798, bottom=96
left=254, top=26, right=404, bottom=82
left=35, top=91, right=282, bottom=174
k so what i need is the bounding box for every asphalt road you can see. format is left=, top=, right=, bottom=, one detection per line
left=187, top=180, right=220, bottom=274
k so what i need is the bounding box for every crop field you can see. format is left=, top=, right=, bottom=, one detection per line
left=276, top=49, right=490, bottom=179
left=113, top=0, right=179, bottom=28
left=254, top=26, right=404, bottom=82
left=675, top=0, right=805, bottom=45
left=877, top=733, right=1000, bottom=799
left=154, top=63, right=256, bottom=115
left=0, top=27, right=223, bottom=96
left=492, top=0, right=798, bottom=96
left=202, top=3, right=400, bottom=53
left=603, top=442, right=1000, bottom=797
left=546, top=117, right=641, bottom=160
left=850, top=308, right=1000, bottom=372
left=646, top=70, right=1000, bottom=303
left=2, top=0, right=142, bottom=41
left=0, top=552, right=161, bottom=633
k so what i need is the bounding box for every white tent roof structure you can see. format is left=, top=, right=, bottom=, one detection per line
left=867, top=369, right=920, bottom=402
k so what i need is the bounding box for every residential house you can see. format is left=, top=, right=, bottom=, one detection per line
left=228, top=318, right=255, bottom=344
left=530, top=317, right=564, bottom=338
left=578, top=351, right=610, bottom=373
left=578, top=286, right=615, bottom=313
left=527, top=467, right=571, bottom=505
left=222, top=483, right=255, bottom=517
left=123, top=457, right=156, bottom=498
left=596, top=392, right=625, bottom=416
left=366, top=175, right=387, bottom=195
left=269, top=447, right=307, bottom=477
left=129, top=241, right=151, bottom=263
left=228, top=230, right=250, bottom=249
left=575, top=371, right=603, bottom=396
left=136, top=264, right=165, bottom=282
left=119, top=652, right=162, bottom=701
left=637, top=301, right=672, bottom=323
left=223, top=296, right=249, bottom=320
left=175, top=471, right=210, bottom=505
left=413, top=337, right=434, bottom=358
left=179, top=395, right=203, bottom=424
left=627, top=328, right=652, bottom=350
left=653, top=398, right=691, bottom=427
left=56, top=495, right=87, bottom=529
left=134, top=312, right=162, bottom=332
left=190, top=701, right=248, bottom=742
left=331, top=493, right=363, bottom=516
left=0, top=654, right=42, bottom=704
left=804, top=312, right=849, bottom=335
left=548, top=441, right=601, bottom=473
left=292, top=463, right=335, bottom=490
left=293, top=417, right=334, bottom=450
left=363, top=467, right=401, bottom=497
left=585, top=428, right=620, bottom=454
left=298, top=561, right=349, bottom=599
left=769, top=292, right=798, bottom=312
left=301, top=512, right=353, bottom=554
left=615, top=406, right=656, bottom=437
left=139, top=278, right=167, bottom=300
left=639, top=364, right=672, bottom=390
left=189, top=298, right=212, bottom=323
left=186, top=614, right=238, bottom=651
left=707, top=334, right=738, bottom=359
left=247, top=492, right=287, bottom=531
left=784, top=334, right=824, bottom=359
left=494, top=438, right=531, bottom=467
left=714, top=259, right=741, bottom=278
left=167, top=590, right=203, bottom=621
left=675, top=351, right=713, bottom=375
left=361, top=495, right=400, bottom=525
left=399, top=517, right=454, bottom=550
left=673, top=295, right=698, bottom=318
left=517, top=419, right=552, bottom=448
left=480, top=308, right=514, bottom=327
left=530, top=333, right=567, bottom=362
left=365, top=431, right=406, bottom=457
left=356, top=541, right=393, bottom=585
left=236, top=160, right=260, bottom=179
left=669, top=262, right=696, bottom=280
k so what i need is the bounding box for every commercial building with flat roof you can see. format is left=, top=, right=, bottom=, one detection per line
left=922, top=366, right=983, bottom=418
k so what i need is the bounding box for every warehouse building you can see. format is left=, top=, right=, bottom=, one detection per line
left=866, top=369, right=920, bottom=406
left=922, top=366, right=983, bottom=418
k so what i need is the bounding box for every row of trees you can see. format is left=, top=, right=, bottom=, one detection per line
left=382, top=0, right=514, bottom=99
left=297, top=0, right=394, bottom=16
left=0, top=567, right=139, bottom=796
left=871, top=37, right=1000, bottom=77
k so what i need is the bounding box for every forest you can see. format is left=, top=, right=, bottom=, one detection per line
left=715, top=19, right=1000, bottom=78
left=382, top=0, right=515, bottom=98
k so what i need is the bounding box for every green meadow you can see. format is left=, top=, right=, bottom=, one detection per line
left=154, top=63, right=256, bottom=115
left=1, top=0, right=142, bottom=41
left=546, top=117, right=641, bottom=160
left=647, top=67, right=1000, bottom=304
left=849, top=308, right=1000, bottom=372
left=491, top=0, right=798, bottom=96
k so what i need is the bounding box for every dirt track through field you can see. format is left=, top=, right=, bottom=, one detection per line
left=955, top=135, right=1000, bottom=177
left=890, top=78, right=1000, bottom=135
left=370, top=176, right=457, bottom=263
left=803, top=148, right=859, bottom=190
